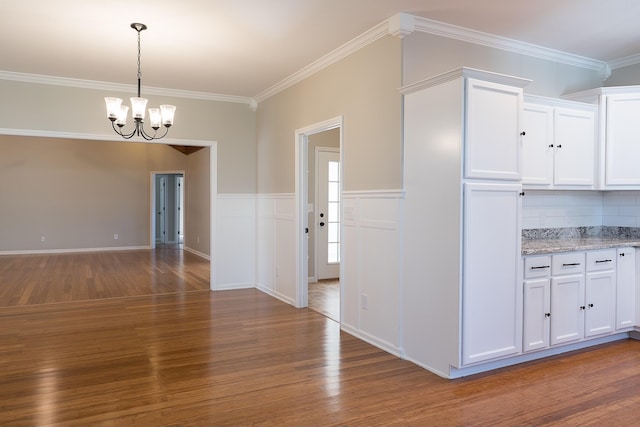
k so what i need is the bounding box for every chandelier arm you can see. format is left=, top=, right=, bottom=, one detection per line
left=111, top=121, right=137, bottom=139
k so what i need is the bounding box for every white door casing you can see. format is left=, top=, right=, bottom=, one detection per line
left=294, top=116, right=343, bottom=308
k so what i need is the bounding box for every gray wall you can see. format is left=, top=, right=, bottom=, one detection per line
left=256, top=35, right=403, bottom=193
left=605, top=63, right=640, bottom=86
left=402, top=32, right=605, bottom=97
left=0, top=79, right=256, bottom=194
left=0, top=135, right=211, bottom=252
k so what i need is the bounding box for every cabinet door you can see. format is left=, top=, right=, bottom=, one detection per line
left=605, top=94, right=640, bottom=186
left=522, top=104, right=554, bottom=186
left=553, top=108, right=596, bottom=186
left=523, top=278, right=551, bottom=352
left=465, top=78, right=523, bottom=181
left=462, top=183, right=522, bottom=365
left=616, top=248, right=635, bottom=330
left=585, top=271, right=616, bottom=337
left=550, top=274, right=584, bottom=345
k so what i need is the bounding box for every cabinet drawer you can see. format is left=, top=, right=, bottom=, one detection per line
left=524, top=255, right=551, bottom=278
left=586, top=249, right=616, bottom=271
left=552, top=252, right=585, bottom=275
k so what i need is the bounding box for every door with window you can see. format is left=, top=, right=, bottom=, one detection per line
left=315, top=149, right=340, bottom=280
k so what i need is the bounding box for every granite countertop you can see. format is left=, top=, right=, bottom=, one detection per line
left=521, top=226, right=640, bottom=256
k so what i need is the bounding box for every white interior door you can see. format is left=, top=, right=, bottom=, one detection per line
left=315, top=149, right=340, bottom=280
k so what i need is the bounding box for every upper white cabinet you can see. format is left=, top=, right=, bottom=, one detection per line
left=400, top=67, right=530, bottom=378
left=522, top=95, right=597, bottom=189
left=566, top=87, right=640, bottom=189
left=603, top=93, right=640, bottom=186
left=466, top=78, right=524, bottom=181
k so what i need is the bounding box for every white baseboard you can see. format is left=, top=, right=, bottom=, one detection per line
left=0, top=245, right=150, bottom=256
left=183, top=246, right=210, bottom=260
left=340, top=323, right=403, bottom=359
left=214, top=282, right=255, bottom=291
left=256, top=283, right=296, bottom=306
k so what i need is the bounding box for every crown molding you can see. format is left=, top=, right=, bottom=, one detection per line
left=411, top=15, right=611, bottom=81
left=608, top=53, right=640, bottom=70
left=253, top=20, right=391, bottom=103
left=0, top=70, right=255, bottom=106
left=254, top=13, right=615, bottom=105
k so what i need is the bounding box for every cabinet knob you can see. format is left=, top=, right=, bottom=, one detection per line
left=519, top=191, right=525, bottom=197
left=620, top=253, right=626, bottom=257
left=319, top=222, right=325, bottom=227
left=557, top=144, right=562, bottom=148
left=545, top=313, right=551, bottom=318
left=580, top=305, right=586, bottom=310
left=588, top=303, right=594, bottom=308
left=520, top=131, right=526, bottom=136
left=549, top=144, right=554, bottom=148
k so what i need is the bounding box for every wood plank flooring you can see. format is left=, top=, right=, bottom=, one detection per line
left=308, top=279, right=340, bottom=322
left=2, top=252, right=640, bottom=425
left=0, top=249, right=209, bottom=307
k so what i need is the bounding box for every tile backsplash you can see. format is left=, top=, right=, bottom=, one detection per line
left=522, top=190, right=640, bottom=229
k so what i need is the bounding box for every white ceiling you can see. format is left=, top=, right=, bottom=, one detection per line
left=1, top=0, right=639, bottom=99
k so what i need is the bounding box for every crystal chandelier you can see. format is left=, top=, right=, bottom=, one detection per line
left=104, top=23, right=176, bottom=140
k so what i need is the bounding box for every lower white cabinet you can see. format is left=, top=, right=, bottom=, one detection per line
left=462, top=182, right=523, bottom=365
left=523, top=248, right=627, bottom=353
left=550, top=272, right=585, bottom=345
left=616, top=248, right=636, bottom=329
left=523, top=277, right=550, bottom=352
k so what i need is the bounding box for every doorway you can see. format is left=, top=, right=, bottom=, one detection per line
left=309, top=140, right=340, bottom=321
left=294, top=117, right=343, bottom=322
left=152, top=172, right=185, bottom=248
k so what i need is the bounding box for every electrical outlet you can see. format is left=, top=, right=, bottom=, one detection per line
left=197, top=236, right=200, bottom=243
left=40, top=235, right=46, bottom=242
left=113, top=234, right=119, bottom=240
left=361, top=293, right=368, bottom=310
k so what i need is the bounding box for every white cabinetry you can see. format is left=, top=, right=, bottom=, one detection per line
left=523, top=249, right=622, bottom=353
left=616, top=247, right=636, bottom=330
left=584, top=250, right=616, bottom=337
left=401, top=67, right=530, bottom=378
left=466, top=78, right=524, bottom=180
left=550, top=252, right=585, bottom=345
left=565, top=87, right=640, bottom=189
left=462, top=182, right=523, bottom=365
left=523, top=255, right=551, bottom=352
left=522, top=95, right=597, bottom=189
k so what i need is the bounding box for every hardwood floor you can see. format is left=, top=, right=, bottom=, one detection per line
left=308, top=279, right=340, bottom=322
left=2, top=253, right=640, bottom=425
left=0, top=248, right=210, bottom=307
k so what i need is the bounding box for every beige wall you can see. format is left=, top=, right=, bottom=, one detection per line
left=402, top=32, right=605, bottom=97
left=0, top=135, right=210, bottom=253
left=256, top=35, right=403, bottom=193
left=605, top=64, right=640, bottom=86
left=0, top=79, right=256, bottom=194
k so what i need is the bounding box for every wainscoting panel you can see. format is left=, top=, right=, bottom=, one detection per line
left=341, top=190, right=403, bottom=356
left=215, top=194, right=256, bottom=290
left=256, top=194, right=296, bottom=305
